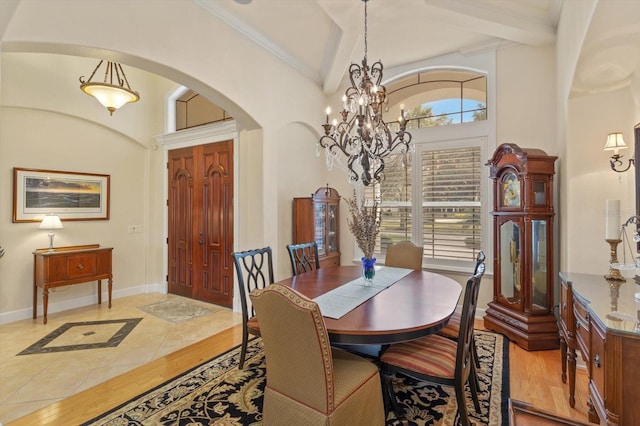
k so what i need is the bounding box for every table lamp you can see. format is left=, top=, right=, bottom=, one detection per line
left=39, top=215, right=63, bottom=251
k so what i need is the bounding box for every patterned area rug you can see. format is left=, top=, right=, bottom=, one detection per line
left=137, top=299, right=214, bottom=324
left=83, top=330, right=509, bottom=426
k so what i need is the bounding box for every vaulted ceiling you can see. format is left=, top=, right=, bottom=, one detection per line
left=197, top=0, right=563, bottom=93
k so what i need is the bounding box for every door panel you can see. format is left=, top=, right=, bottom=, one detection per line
left=168, top=141, right=233, bottom=307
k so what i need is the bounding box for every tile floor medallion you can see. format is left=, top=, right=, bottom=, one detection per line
left=137, top=299, right=214, bottom=324
left=17, top=318, right=143, bottom=355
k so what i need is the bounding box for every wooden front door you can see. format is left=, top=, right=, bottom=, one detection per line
left=167, top=141, right=234, bottom=307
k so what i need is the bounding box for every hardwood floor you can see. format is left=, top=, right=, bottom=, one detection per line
left=8, top=320, right=590, bottom=425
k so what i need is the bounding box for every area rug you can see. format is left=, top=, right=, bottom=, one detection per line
left=137, top=299, right=214, bottom=324
left=83, top=330, right=509, bottom=426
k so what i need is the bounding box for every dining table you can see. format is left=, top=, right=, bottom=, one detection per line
left=278, top=265, right=463, bottom=345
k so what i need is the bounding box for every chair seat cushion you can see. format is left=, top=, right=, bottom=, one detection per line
left=380, top=334, right=457, bottom=379
left=438, top=311, right=460, bottom=339
left=247, top=316, right=261, bottom=336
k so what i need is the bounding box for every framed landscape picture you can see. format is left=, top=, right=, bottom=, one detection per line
left=13, top=168, right=110, bottom=222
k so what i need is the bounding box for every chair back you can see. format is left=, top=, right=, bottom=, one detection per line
left=455, top=261, right=486, bottom=389
left=232, top=247, right=275, bottom=323
left=384, top=240, right=423, bottom=270
left=250, top=284, right=335, bottom=414
left=286, top=241, right=320, bottom=276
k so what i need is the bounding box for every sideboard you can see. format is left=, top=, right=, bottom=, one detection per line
left=559, top=272, right=640, bottom=425
left=33, top=244, right=113, bottom=324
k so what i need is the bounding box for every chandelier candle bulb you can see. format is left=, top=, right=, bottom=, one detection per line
left=606, top=199, right=621, bottom=240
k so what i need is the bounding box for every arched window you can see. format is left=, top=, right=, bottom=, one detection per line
left=386, top=70, right=487, bottom=130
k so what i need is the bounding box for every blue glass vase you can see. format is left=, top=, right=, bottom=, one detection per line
left=361, top=257, right=376, bottom=286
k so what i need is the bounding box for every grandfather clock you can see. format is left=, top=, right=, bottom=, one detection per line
left=484, top=143, right=559, bottom=351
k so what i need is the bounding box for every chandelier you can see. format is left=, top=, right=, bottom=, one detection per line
left=319, top=0, right=411, bottom=186
left=79, top=60, right=140, bottom=115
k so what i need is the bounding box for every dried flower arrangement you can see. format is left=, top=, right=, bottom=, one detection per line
left=346, top=190, right=381, bottom=259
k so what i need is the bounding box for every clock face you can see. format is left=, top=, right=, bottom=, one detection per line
left=501, top=172, right=520, bottom=207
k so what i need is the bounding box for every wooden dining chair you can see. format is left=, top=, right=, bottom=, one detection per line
left=384, top=240, right=423, bottom=270
left=380, top=262, right=486, bottom=426
left=250, top=284, right=385, bottom=425
left=438, top=251, right=485, bottom=339
left=436, top=251, right=485, bottom=391
left=286, top=241, right=320, bottom=276
left=232, top=247, right=274, bottom=369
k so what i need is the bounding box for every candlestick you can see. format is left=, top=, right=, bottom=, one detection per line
left=604, top=238, right=626, bottom=282
left=605, top=199, right=620, bottom=240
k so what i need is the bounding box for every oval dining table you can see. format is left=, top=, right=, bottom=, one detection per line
left=278, top=265, right=463, bottom=345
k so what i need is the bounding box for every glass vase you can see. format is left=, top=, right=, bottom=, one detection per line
left=361, top=257, right=376, bottom=286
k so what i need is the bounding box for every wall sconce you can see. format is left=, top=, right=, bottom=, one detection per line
left=39, top=215, right=63, bottom=251
left=604, top=132, right=635, bottom=172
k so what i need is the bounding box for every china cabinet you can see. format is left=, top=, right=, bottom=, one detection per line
left=292, top=186, right=340, bottom=268
left=483, top=143, right=559, bottom=350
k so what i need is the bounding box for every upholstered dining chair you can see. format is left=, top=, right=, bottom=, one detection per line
left=286, top=241, right=320, bottom=276
left=384, top=240, right=423, bottom=270
left=232, top=247, right=274, bottom=369
left=250, top=284, right=385, bottom=426
left=380, top=262, right=486, bottom=426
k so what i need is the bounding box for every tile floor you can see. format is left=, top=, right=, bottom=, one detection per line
left=0, top=293, right=242, bottom=424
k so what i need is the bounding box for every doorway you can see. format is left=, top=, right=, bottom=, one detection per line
left=167, top=141, right=234, bottom=307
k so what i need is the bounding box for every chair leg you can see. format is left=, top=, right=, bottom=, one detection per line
left=454, top=383, right=471, bottom=426
left=471, top=331, right=480, bottom=368
left=468, top=372, right=482, bottom=414
left=381, top=369, right=405, bottom=423
left=239, top=327, right=248, bottom=369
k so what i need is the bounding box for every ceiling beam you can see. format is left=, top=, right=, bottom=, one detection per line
left=424, top=0, right=556, bottom=46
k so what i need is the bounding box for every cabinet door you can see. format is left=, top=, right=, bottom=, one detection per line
left=530, top=219, right=550, bottom=311
left=497, top=218, right=524, bottom=311
left=314, top=203, right=327, bottom=256
left=327, top=204, right=338, bottom=255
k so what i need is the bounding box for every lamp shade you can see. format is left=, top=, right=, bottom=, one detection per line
left=81, top=83, right=139, bottom=112
left=603, top=132, right=627, bottom=151
left=39, top=215, right=63, bottom=230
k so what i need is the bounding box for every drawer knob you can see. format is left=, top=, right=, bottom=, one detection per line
left=594, top=354, right=601, bottom=368
left=77, top=263, right=85, bottom=270
left=562, top=302, right=566, bottom=311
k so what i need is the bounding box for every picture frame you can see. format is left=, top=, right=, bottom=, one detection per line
left=13, top=167, right=110, bottom=222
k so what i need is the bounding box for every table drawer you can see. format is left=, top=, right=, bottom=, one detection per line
left=559, top=280, right=573, bottom=333
left=66, top=253, right=98, bottom=279
left=574, top=296, right=590, bottom=359
left=590, top=317, right=606, bottom=398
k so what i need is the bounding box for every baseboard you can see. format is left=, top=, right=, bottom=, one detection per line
left=0, top=283, right=166, bottom=325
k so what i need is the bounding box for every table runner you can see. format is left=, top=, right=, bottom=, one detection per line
left=313, top=266, right=413, bottom=319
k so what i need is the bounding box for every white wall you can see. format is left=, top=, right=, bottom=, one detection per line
left=0, top=107, right=151, bottom=322
left=567, top=88, right=637, bottom=275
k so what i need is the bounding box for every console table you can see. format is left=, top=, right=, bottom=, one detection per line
left=559, top=272, right=640, bottom=425
left=33, top=244, right=113, bottom=324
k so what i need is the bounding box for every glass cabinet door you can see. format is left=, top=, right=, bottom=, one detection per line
left=327, top=204, right=338, bottom=254
left=314, top=203, right=326, bottom=255
left=530, top=219, right=548, bottom=311
left=499, top=219, right=522, bottom=307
